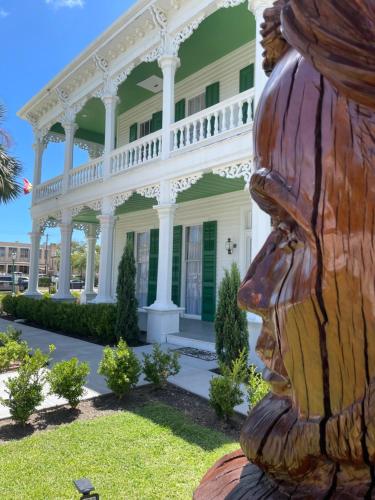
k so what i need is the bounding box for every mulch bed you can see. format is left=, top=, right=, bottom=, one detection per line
left=0, top=383, right=246, bottom=444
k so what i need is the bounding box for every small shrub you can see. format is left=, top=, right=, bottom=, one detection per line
left=248, top=365, right=270, bottom=409
left=98, top=339, right=141, bottom=398
left=1, top=345, right=54, bottom=424
left=215, top=263, right=249, bottom=369
left=0, top=340, right=29, bottom=372
left=142, top=344, right=180, bottom=389
left=0, top=326, right=22, bottom=346
left=209, top=376, right=243, bottom=420
left=209, top=350, right=247, bottom=420
left=47, top=358, right=90, bottom=408
left=2, top=294, right=17, bottom=316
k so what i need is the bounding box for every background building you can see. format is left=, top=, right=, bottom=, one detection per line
left=0, top=241, right=59, bottom=276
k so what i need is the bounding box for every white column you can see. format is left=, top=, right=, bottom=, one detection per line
left=53, top=210, right=74, bottom=301
left=31, top=132, right=44, bottom=205
left=61, top=115, right=78, bottom=194
left=24, top=220, right=42, bottom=298
left=80, top=224, right=97, bottom=304
left=102, top=92, right=119, bottom=178
left=93, top=200, right=116, bottom=304
left=158, top=55, right=180, bottom=160
left=153, top=204, right=176, bottom=309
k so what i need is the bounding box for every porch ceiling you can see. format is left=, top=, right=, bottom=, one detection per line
left=52, top=4, right=254, bottom=145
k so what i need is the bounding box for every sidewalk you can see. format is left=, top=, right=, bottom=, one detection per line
left=0, top=318, right=249, bottom=419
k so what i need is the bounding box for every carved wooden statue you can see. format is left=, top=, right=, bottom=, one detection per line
left=195, top=1, right=375, bottom=498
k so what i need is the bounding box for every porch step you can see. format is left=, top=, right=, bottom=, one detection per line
left=166, top=334, right=216, bottom=353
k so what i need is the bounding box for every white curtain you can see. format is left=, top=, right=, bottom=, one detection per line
left=185, top=226, right=202, bottom=315
left=136, top=232, right=150, bottom=307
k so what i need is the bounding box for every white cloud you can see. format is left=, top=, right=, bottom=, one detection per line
left=46, top=0, right=85, bottom=8
left=0, top=8, right=9, bottom=18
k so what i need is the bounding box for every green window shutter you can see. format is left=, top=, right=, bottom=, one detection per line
left=205, top=82, right=220, bottom=108
left=240, top=65, right=255, bottom=123
left=150, top=111, right=163, bottom=133
left=129, top=123, right=138, bottom=143
left=171, top=225, right=183, bottom=306
left=126, top=232, right=135, bottom=253
left=175, top=99, right=186, bottom=122
left=239, top=64, right=254, bottom=92
left=147, top=229, right=159, bottom=306
left=201, top=221, right=217, bottom=322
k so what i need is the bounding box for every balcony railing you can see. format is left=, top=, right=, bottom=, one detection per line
left=35, top=176, right=63, bottom=201
left=69, top=157, right=103, bottom=189
left=110, top=131, right=162, bottom=175
left=171, top=89, right=254, bottom=152
left=34, top=89, right=254, bottom=203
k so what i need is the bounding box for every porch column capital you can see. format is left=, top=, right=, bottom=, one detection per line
left=153, top=203, right=177, bottom=217
left=158, top=54, right=180, bottom=71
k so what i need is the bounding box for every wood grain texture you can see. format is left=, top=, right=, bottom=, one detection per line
left=196, top=0, right=375, bottom=497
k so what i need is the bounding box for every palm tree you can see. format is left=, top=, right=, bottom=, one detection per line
left=0, top=104, right=21, bottom=203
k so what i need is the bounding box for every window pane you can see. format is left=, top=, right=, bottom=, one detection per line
left=0, top=248, right=5, bottom=258
left=185, top=226, right=203, bottom=315
left=136, top=232, right=150, bottom=307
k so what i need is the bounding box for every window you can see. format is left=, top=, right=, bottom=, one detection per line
left=188, top=93, right=205, bottom=116
left=0, top=247, right=5, bottom=258
left=136, top=232, right=150, bottom=307
left=8, top=248, right=17, bottom=258
left=20, top=248, right=30, bottom=260
left=18, top=266, right=29, bottom=274
left=7, top=265, right=13, bottom=274
left=140, top=120, right=152, bottom=138
left=185, top=226, right=203, bottom=316
left=0, top=265, right=5, bottom=273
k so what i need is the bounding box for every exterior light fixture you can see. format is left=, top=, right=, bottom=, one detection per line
left=225, top=238, right=237, bottom=255
left=73, top=479, right=99, bottom=499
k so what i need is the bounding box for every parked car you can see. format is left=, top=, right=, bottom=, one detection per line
left=0, top=275, right=13, bottom=292
left=18, top=278, right=29, bottom=292
left=70, top=279, right=84, bottom=290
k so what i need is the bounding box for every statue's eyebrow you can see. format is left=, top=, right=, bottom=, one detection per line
left=250, top=168, right=313, bottom=237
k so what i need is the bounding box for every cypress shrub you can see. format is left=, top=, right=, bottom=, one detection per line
left=115, top=243, right=139, bottom=344
left=215, top=262, right=249, bottom=368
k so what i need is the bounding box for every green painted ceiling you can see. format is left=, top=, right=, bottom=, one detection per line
left=51, top=4, right=254, bottom=143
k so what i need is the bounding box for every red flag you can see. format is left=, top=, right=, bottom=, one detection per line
left=23, top=178, right=32, bottom=194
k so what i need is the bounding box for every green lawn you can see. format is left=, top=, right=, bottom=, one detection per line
left=0, top=403, right=238, bottom=499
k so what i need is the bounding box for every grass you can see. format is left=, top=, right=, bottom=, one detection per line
left=0, top=403, right=238, bottom=499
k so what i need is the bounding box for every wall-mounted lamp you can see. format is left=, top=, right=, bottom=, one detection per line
left=225, top=238, right=237, bottom=255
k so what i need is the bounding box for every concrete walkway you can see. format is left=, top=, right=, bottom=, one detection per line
left=0, top=318, right=249, bottom=419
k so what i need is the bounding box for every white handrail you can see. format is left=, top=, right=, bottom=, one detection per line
left=68, top=157, right=104, bottom=189
left=171, top=88, right=254, bottom=152
left=110, top=130, right=163, bottom=175
left=35, top=176, right=63, bottom=202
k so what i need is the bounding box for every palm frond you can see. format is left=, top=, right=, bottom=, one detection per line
left=0, top=146, right=22, bottom=203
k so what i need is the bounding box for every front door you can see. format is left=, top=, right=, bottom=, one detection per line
left=185, top=225, right=203, bottom=316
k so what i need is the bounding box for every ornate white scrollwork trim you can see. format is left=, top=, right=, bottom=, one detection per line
left=217, top=0, right=245, bottom=7
left=149, top=5, right=168, bottom=31
left=136, top=184, right=160, bottom=203
left=212, top=160, right=254, bottom=186
left=170, top=173, right=203, bottom=203
left=71, top=200, right=102, bottom=217
left=172, top=15, right=205, bottom=52
left=111, top=191, right=133, bottom=210
left=43, top=132, right=104, bottom=159
left=39, top=211, right=63, bottom=233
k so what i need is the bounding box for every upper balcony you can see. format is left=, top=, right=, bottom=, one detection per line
left=20, top=1, right=259, bottom=209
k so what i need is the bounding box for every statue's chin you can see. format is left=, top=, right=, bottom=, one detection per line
left=240, top=393, right=335, bottom=492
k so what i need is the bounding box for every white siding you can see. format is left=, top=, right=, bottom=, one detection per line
left=116, top=42, right=255, bottom=147
left=112, top=190, right=252, bottom=296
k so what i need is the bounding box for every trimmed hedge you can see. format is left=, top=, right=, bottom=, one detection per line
left=2, top=295, right=117, bottom=344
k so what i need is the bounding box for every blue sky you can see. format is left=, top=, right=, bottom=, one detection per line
left=0, top=0, right=135, bottom=244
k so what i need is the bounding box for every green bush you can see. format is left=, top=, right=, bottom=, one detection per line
left=1, top=345, right=54, bottom=424
left=209, top=350, right=247, bottom=420
left=47, top=358, right=90, bottom=408
left=38, top=276, right=51, bottom=288
left=215, top=263, right=249, bottom=369
left=142, top=344, right=180, bottom=389
left=1, top=296, right=117, bottom=344
left=0, top=340, right=29, bottom=373
left=0, top=326, right=22, bottom=346
left=248, top=365, right=270, bottom=409
left=98, top=339, right=141, bottom=398
left=115, top=243, right=139, bottom=344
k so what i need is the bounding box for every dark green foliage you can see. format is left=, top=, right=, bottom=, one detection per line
left=38, top=276, right=51, bottom=288
left=47, top=358, right=90, bottom=408
left=2, top=295, right=117, bottom=344
left=142, top=344, right=180, bottom=388
left=1, top=345, right=54, bottom=424
left=0, top=104, right=22, bottom=204
left=0, top=326, right=22, bottom=345
left=98, top=339, right=141, bottom=398
left=215, top=263, right=249, bottom=368
left=115, top=243, right=139, bottom=344
left=209, top=349, right=247, bottom=420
